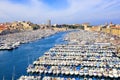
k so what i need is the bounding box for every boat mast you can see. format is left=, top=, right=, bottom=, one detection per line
left=28, top=56, right=29, bottom=65
left=12, top=66, right=15, bottom=80
left=3, top=76, right=5, bottom=80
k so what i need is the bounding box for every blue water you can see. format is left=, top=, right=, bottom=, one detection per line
left=0, top=31, right=67, bottom=80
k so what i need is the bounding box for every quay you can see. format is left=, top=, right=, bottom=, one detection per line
left=0, top=29, right=57, bottom=50
left=18, top=30, right=120, bottom=80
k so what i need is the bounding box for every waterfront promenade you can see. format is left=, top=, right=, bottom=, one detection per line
left=18, top=30, right=120, bottom=80
left=0, top=29, right=58, bottom=50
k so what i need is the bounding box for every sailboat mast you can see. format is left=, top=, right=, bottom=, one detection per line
left=28, top=56, right=30, bottom=65
left=12, top=66, right=15, bottom=80
left=3, top=76, right=5, bottom=80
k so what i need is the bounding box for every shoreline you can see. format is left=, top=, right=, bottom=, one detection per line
left=0, top=29, right=59, bottom=50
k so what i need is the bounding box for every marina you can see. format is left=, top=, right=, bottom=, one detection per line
left=0, top=29, right=57, bottom=50
left=0, top=31, right=67, bottom=80
left=18, top=30, right=120, bottom=80
left=0, top=0, right=120, bottom=80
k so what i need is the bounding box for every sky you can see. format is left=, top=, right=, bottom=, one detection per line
left=0, top=0, right=120, bottom=25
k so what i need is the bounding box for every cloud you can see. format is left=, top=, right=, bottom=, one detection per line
left=0, top=0, right=119, bottom=25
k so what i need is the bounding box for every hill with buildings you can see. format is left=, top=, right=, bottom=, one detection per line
left=0, top=21, right=40, bottom=35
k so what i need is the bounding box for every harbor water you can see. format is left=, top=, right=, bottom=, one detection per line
left=0, top=31, right=67, bottom=80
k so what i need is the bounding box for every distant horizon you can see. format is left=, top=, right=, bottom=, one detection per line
left=0, top=20, right=119, bottom=26
left=0, top=0, right=120, bottom=25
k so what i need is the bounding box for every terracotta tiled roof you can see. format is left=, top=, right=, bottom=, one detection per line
left=111, top=26, right=120, bottom=29
left=0, top=25, right=8, bottom=30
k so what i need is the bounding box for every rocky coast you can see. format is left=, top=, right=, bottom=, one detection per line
left=0, top=29, right=58, bottom=50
